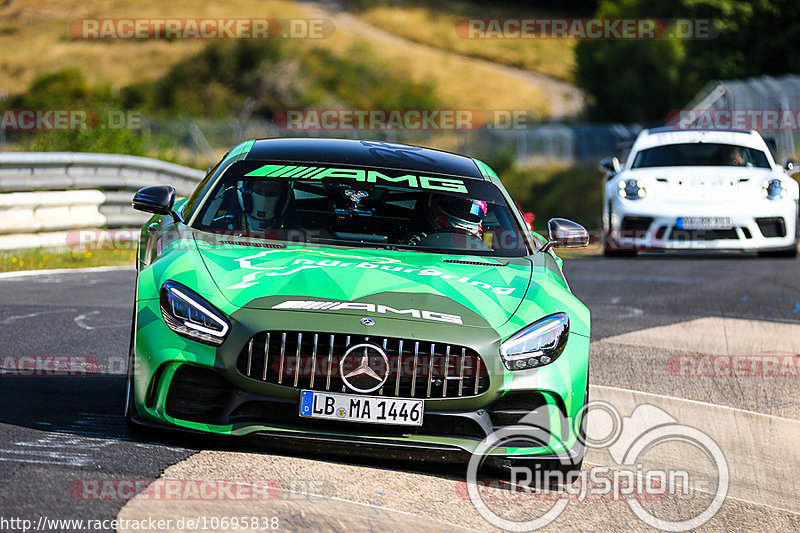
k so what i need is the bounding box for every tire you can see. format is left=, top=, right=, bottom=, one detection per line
left=603, top=233, right=637, bottom=257
left=603, top=205, right=636, bottom=257
left=124, top=363, right=140, bottom=431
left=604, top=247, right=637, bottom=257
left=124, top=302, right=148, bottom=434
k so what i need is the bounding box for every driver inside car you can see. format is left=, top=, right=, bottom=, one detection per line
left=409, top=194, right=488, bottom=245
left=236, top=179, right=296, bottom=231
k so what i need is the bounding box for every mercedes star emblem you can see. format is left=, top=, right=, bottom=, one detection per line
left=339, top=343, right=389, bottom=393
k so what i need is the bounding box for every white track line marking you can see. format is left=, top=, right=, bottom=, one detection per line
left=232, top=482, right=482, bottom=532
left=590, top=383, right=800, bottom=514
left=599, top=316, right=800, bottom=356
left=591, top=383, right=800, bottom=424
left=0, top=308, right=76, bottom=324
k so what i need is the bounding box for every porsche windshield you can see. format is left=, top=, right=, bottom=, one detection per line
left=631, top=143, right=771, bottom=168
left=190, top=161, right=529, bottom=256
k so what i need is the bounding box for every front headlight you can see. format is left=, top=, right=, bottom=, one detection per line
left=762, top=179, right=786, bottom=200
left=500, top=313, right=569, bottom=371
left=160, top=280, right=230, bottom=346
left=618, top=179, right=646, bottom=200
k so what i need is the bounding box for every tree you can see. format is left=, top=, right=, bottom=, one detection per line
left=575, top=0, right=800, bottom=123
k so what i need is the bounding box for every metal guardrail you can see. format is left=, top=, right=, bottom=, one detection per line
left=0, top=152, right=205, bottom=250
left=0, top=152, right=204, bottom=195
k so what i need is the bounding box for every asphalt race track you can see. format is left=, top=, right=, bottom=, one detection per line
left=1, top=256, right=799, bottom=532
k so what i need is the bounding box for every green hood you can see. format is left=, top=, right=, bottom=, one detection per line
left=193, top=235, right=532, bottom=330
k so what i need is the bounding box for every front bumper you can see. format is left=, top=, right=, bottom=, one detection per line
left=131, top=301, right=590, bottom=461
left=606, top=197, right=798, bottom=251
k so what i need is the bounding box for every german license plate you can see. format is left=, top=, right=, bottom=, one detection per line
left=677, top=217, right=732, bottom=230
left=299, top=390, right=423, bottom=426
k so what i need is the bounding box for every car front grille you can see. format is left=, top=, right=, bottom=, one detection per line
left=669, top=228, right=739, bottom=241
left=236, top=331, right=490, bottom=399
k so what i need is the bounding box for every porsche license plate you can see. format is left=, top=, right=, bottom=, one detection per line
left=299, top=390, right=423, bottom=426
left=676, top=217, right=732, bottom=230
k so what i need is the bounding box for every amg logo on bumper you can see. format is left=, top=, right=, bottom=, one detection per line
left=271, top=300, right=463, bottom=325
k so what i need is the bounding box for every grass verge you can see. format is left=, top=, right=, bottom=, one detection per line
left=357, top=4, right=576, bottom=82
left=0, top=248, right=135, bottom=273
left=2, top=0, right=558, bottom=116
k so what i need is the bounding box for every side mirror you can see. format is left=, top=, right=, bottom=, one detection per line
left=132, top=185, right=180, bottom=220
left=783, top=158, right=799, bottom=173
left=540, top=218, right=589, bottom=252
left=599, top=157, right=620, bottom=177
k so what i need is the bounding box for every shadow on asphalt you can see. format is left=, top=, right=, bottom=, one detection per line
left=0, top=374, right=555, bottom=493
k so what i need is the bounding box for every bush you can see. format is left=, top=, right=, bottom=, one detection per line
left=11, top=68, right=151, bottom=156
left=23, top=127, right=150, bottom=156
left=123, top=39, right=439, bottom=119
left=499, top=163, right=602, bottom=230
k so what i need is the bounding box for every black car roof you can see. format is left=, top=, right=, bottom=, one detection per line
left=244, top=138, right=486, bottom=179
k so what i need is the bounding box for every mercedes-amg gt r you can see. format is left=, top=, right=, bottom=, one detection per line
left=126, top=138, right=590, bottom=472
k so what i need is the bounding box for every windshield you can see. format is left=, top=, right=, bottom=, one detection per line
left=631, top=143, right=771, bottom=169
left=190, top=161, right=530, bottom=257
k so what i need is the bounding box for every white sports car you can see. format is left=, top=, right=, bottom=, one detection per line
left=600, top=128, right=799, bottom=256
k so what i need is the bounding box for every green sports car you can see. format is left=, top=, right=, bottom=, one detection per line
left=126, top=138, right=590, bottom=472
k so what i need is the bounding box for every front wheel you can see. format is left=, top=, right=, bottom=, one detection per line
left=603, top=207, right=636, bottom=257
left=603, top=233, right=637, bottom=257
left=604, top=247, right=637, bottom=257
left=124, top=361, right=139, bottom=430
left=124, top=304, right=147, bottom=433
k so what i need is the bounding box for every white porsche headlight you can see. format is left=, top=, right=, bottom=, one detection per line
left=762, top=179, right=786, bottom=200
left=618, top=179, right=646, bottom=200
left=500, top=313, right=569, bottom=371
